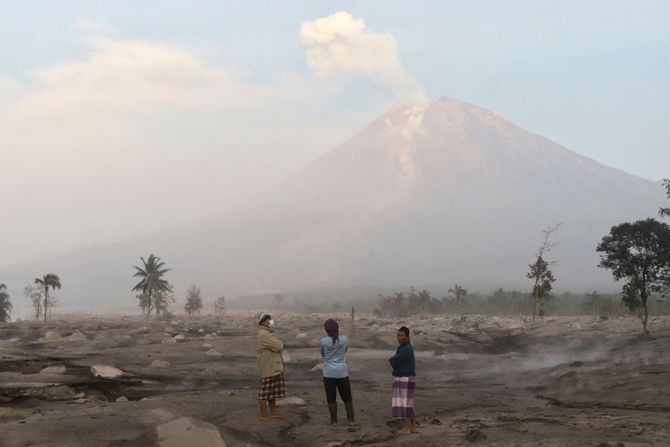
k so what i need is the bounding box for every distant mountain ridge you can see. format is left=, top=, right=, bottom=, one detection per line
left=2, top=97, right=666, bottom=315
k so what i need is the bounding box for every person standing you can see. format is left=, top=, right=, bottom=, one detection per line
left=257, top=313, right=285, bottom=421
left=320, top=319, right=356, bottom=426
left=389, top=326, right=416, bottom=435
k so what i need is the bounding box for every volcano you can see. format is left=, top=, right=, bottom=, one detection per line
left=2, top=97, right=665, bottom=312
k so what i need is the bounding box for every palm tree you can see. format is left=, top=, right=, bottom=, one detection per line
left=34, top=274, right=61, bottom=321
left=0, top=283, right=12, bottom=322
left=132, top=254, right=171, bottom=318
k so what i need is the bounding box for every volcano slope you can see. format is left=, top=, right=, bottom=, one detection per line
left=0, top=311, right=668, bottom=446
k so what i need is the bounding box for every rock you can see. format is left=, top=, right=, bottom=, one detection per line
left=144, top=409, right=178, bottom=425
left=63, top=331, right=88, bottom=342
left=40, top=365, right=66, bottom=374
left=310, top=363, right=324, bottom=372
left=27, top=385, right=77, bottom=401
left=5, top=337, right=20, bottom=343
left=430, top=418, right=442, bottom=425
left=115, top=396, right=129, bottom=402
left=465, top=429, right=487, bottom=442
left=173, top=334, right=186, bottom=342
left=161, top=338, right=178, bottom=344
left=205, top=349, right=222, bottom=357
left=198, top=328, right=205, bottom=333
left=202, top=343, right=213, bottom=349
left=296, top=333, right=308, bottom=339
left=150, top=360, right=170, bottom=369
left=156, top=417, right=227, bottom=447
left=85, top=390, right=109, bottom=401
left=276, top=396, right=306, bottom=406
left=116, top=335, right=137, bottom=347
left=43, top=331, right=61, bottom=341
left=91, top=364, right=126, bottom=379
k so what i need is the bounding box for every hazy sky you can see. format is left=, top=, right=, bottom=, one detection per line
left=1, top=1, right=669, bottom=267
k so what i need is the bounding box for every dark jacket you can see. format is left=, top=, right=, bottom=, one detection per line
left=389, top=342, right=415, bottom=377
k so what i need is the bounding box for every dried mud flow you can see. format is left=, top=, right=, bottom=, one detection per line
left=1, top=311, right=669, bottom=446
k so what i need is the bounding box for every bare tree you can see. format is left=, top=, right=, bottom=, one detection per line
left=0, top=284, right=11, bottom=322
left=214, top=295, right=225, bottom=316
left=184, top=285, right=203, bottom=317
left=448, top=284, right=468, bottom=305
left=274, top=293, right=284, bottom=311
left=527, top=223, right=561, bottom=321
left=660, top=178, right=670, bottom=217
left=23, top=285, right=43, bottom=320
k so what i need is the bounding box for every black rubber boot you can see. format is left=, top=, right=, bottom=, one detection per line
left=328, top=403, right=337, bottom=426
left=344, top=401, right=356, bottom=425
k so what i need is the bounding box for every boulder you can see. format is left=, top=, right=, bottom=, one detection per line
left=156, top=417, right=227, bottom=447
left=144, top=409, right=178, bottom=425
left=116, top=335, right=137, bottom=347
left=276, top=396, right=306, bottom=406
left=115, top=396, right=129, bottom=402
left=173, top=334, right=186, bottom=342
left=161, top=338, right=178, bottom=345
left=63, top=331, right=88, bottom=342
left=202, top=343, right=213, bottom=349
left=150, top=360, right=170, bottom=369
left=205, top=349, right=222, bottom=357
left=40, top=365, right=66, bottom=374
left=296, top=333, right=308, bottom=339
left=43, top=331, right=61, bottom=341
left=90, top=364, right=126, bottom=379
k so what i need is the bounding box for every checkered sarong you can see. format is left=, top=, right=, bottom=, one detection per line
left=258, top=373, right=286, bottom=400
left=391, top=376, right=415, bottom=418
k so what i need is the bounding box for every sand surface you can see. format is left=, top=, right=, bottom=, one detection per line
left=1, top=311, right=669, bottom=446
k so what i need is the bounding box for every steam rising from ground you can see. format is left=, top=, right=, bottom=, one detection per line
left=301, top=11, right=427, bottom=105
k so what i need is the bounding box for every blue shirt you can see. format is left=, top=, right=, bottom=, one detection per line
left=320, top=335, right=349, bottom=378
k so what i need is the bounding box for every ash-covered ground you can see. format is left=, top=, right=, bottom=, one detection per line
left=1, top=311, right=669, bottom=446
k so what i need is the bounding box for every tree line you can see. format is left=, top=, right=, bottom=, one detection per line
left=1, top=179, right=669, bottom=326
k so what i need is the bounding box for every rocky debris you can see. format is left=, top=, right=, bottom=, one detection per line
left=116, top=335, right=137, bottom=347
left=90, top=364, right=126, bottom=379
left=42, top=331, right=62, bottom=341
left=205, top=349, right=223, bottom=357
left=63, top=331, right=88, bottom=342
left=296, top=333, right=308, bottom=339
left=431, top=418, right=442, bottom=425
left=161, top=338, right=178, bottom=344
left=276, top=396, right=306, bottom=406
left=282, top=351, right=292, bottom=362
left=310, top=363, right=324, bottom=372
left=173, top=334, right=186, bottom=342
left=115, top=396, right=129, bottom=402
left=150, top=360, right=170, bottom=369
left=143, top=409, right=178, bottom=425
left=202, top=342, right=213, bottom=349
left=465, top=428, right=487, bottom=442
left=85, top=390, right=109, bottom=401
left=156, top=416, right=227, bottom=447
left=40, top=365, right=66, bottom=374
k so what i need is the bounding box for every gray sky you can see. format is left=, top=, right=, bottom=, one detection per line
left=1, top=1, right=669, bottom=267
